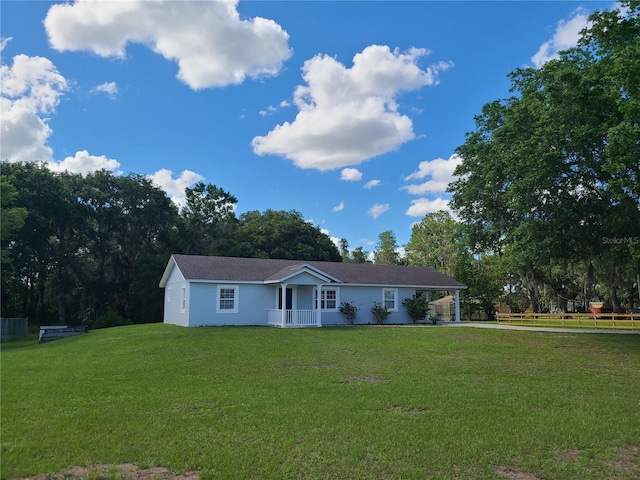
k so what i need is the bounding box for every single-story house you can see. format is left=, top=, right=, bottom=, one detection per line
left=159, top=254, right=467, bottom=327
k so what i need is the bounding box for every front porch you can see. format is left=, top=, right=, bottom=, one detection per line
left=267, top=309, right=320, bottom=328
left=264, top=263, right=341, bottom=328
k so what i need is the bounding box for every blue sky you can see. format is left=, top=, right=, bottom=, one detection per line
left=1, top=0, right=614, bottom=254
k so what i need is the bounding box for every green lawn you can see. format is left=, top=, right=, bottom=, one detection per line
left=2, top=324, right=639, bottom=479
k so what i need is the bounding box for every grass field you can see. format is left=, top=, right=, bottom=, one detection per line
left=1, top=324, right=639, bottom=480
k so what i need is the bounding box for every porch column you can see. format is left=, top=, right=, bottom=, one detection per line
left=454, top=290, right=461, bottom=323
left=425, top=291, right=431, bottom=322
left=317, top=283, right=322, bottom=327
left=281, top=283, right=287, bottom=327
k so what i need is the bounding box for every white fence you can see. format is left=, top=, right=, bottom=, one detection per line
left=268, top=309, right=319, bottom=328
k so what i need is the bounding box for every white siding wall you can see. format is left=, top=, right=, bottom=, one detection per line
left=163, top=267, right=189, bottom=326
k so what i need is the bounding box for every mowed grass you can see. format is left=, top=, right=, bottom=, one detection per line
left=1, top=325, right=639, bottom=480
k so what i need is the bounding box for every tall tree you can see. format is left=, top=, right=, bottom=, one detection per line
left=179, top=182, right=238, bottom=255
left=78, top=171, right=178, bottom=324
left=580, top=0, right=640, bottom=204
left=351, top=246, right=370, bottom=264
left=0, top=163, right=86, bottom=323
left=449, top=1, right=640, bottom=311
left=404, top=210, right=509, bottom=318
left=235, top=209, right=341, bottom=261
left=373, top=230, right=400, bottom=265
left=0, top=176, right=29, bottom=315
left=0, top=177, right=27, bottom=244
left=339, top=238, right=350, bottom=262
left=454, top=251, right=507, bottom=319
left=405, top=210, right=460, bottom=276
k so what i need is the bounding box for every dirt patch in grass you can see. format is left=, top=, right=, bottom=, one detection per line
left=11, top=464, right=200, bottom=480
left=493, top=465, right=542, bottom=480
left=345, top=374, right=386, bottom=384
left=388, top=404, right=429, bottom=415
left=607, top=445, right=640, bottom=477
left=559, top=448, right=582, bottom=462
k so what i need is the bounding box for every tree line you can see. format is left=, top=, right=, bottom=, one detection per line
left=0, top=161, right=424, bottom=328
left=0, top=162, right=343, bottom=327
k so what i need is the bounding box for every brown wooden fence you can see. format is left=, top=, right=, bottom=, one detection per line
left=496, top=312, right=640, bottom=331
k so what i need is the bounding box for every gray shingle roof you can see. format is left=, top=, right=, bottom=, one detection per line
left=165, top=254, right=465, bottom=289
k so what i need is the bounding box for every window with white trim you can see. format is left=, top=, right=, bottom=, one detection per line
left=383, top=288, right=398, bottom=311
left=314, top=287, right=339, bottom=310
left=217, top=285, right=239, bottom=313
left=181, top=286, right=187, bottom=312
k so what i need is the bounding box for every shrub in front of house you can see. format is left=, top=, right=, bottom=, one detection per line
left=402, top=293, right=429, bottom=324
left=371, top=302, right=391, bottom=325
left=339, top=301, right=359, bottom=325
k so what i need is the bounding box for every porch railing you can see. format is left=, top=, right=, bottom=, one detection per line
left=268, top=309, right=319, bottom=327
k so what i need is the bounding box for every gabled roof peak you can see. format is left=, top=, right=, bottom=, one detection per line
left=265, top=263, right=342, bottom=284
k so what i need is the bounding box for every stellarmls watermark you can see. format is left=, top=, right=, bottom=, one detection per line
left=602, top=236, right=639, bottom=245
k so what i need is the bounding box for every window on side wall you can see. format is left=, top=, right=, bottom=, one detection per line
left=314, top=287, right=339, bottom=310
left=181, top=286, right=187, bottom=312
left=382, top=288, right=398, bottom=311
left=217, top=285, right=239, bottom=313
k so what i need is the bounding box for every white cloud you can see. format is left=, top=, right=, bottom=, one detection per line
left=368, top=203, right=389, bottom=219
left=364, top=179, right=381, bottom=189
left=333, top=201, right=345, bottom=212
left=315, top=226, right=342, bottom=251
left=321, top=230, right=342, bottom=251
left=90, top=81, right=118, bottom=99
left=0, top=97, right=53, bottom=163
left=359, top=238, right=376, bottom=247
left=252, top=45, right=453, bottom=170
left=532, top=8, right=590, bottom=68
left=0, top=53, right=123, bottom=175
left=0, top=52, right=122, bottom=176
left=48, top=150, right=121, bottom=175
left=0, top=54, right=68, bottom=114
left=405, top=197, right=450, bottom=217
left=149, top=168, right=204, bottom=207
left=259, top=100, right=290, bottom=117
left=403, top=154, right=462, bottom=194
left=0, top=37, right=12, bottom=52
left=0, top=53, right=68, bottom=163
left=340, top=168, right=363, bottom=182
left=44, top=0, right=292, bottom=90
